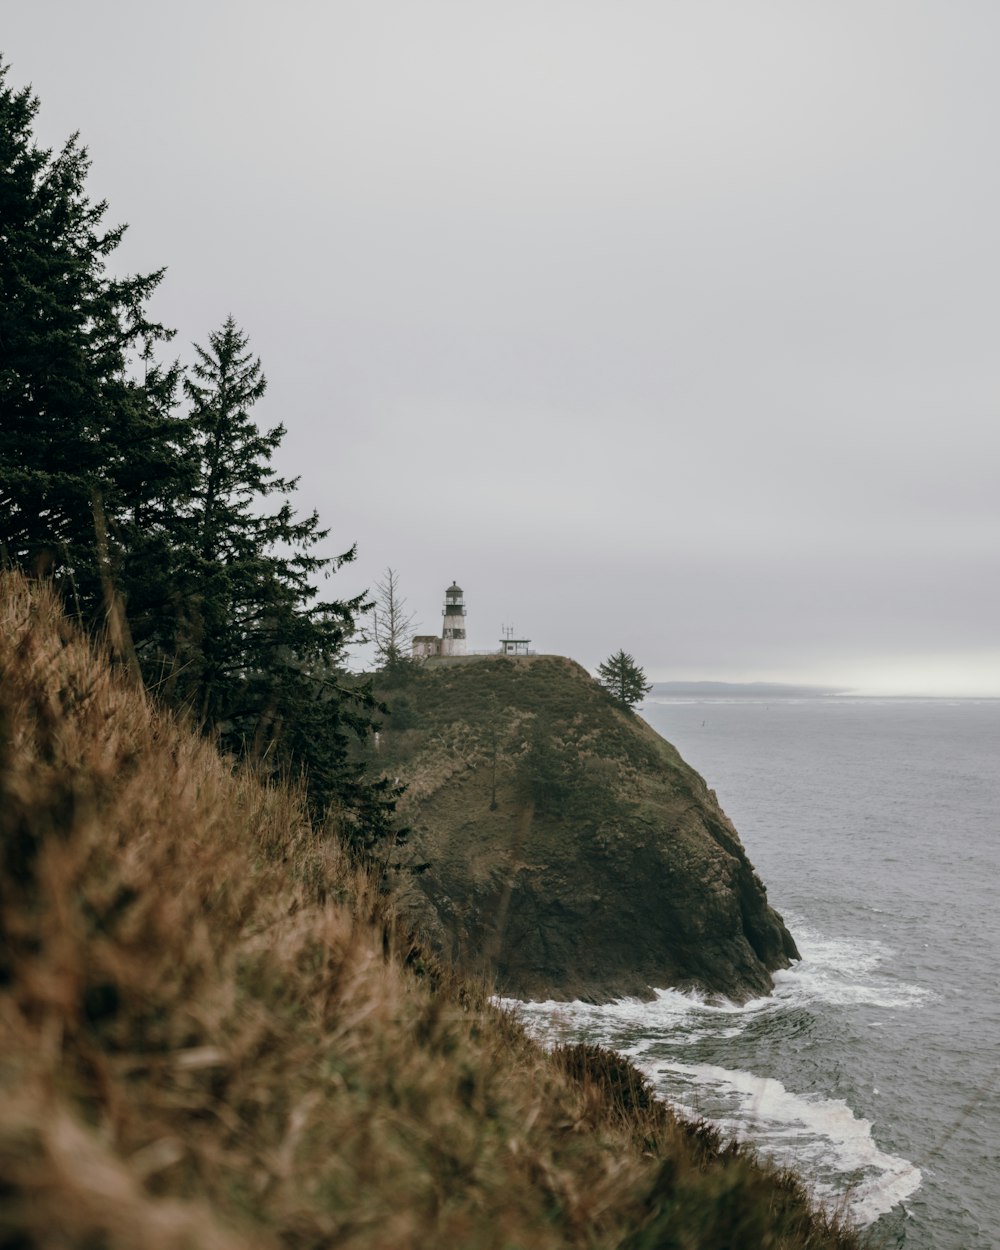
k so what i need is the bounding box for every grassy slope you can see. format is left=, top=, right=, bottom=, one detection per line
left=0, top=575, right=861, bottom=1249
left=374, top=655, right=734, bottom=829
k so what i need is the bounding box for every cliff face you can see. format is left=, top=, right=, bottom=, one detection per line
left=377, top=656, right=799, bottom=1003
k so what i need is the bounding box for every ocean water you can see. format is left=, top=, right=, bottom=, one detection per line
left=512, top=697, right=1000, bottom=1249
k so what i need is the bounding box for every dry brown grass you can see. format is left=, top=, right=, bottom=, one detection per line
left=0, top=572, right=864, bottom=1249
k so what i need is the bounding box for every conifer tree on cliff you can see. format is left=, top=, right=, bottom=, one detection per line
left=597, top=649, right=652, bottom=711
left=0, top=58, right=181, bottom=630
left=171, top=316, right=390, bottom=829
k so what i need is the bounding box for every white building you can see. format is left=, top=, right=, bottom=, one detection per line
left=441, top=581, right=467, bottom=656
left=411, top=581, right=468, bottom=658
left=499, top=625, right=532, bottom=656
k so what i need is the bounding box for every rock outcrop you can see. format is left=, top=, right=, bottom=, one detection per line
left=378, top=655, right=799, bottom=1003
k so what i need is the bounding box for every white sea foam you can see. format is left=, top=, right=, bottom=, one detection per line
left=509, top=925, right=927, bottom=1053
left=512, top=925, right=935, bottom=1040
left=774, top=924, right=930, bottom=1011
left=652, top=1061, right=922, bottom=1225
left=505, top=982, right=779, bottom=1052
left=508, top=981, right=924, bottom=1224
left=503, top=920, right=927, bottom=1227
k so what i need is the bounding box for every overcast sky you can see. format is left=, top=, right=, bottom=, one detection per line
left=6, top=3, right=1000, bottom=694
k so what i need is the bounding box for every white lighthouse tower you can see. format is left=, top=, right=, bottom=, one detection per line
left=441, top=581, right=468, bottom=656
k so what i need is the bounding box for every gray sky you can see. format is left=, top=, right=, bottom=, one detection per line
left=6, top=2, right=1000, bottom=694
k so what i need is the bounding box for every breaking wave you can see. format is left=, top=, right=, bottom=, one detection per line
left=508, top=922, right=926, bottom=1226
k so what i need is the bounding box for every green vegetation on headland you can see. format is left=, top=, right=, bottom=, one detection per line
left=0, top=573, right=863, bottom=1249
left=371, top=656, right=799, bottom=1003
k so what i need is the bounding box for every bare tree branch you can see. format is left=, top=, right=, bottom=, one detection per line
left=371, top=567, right=417, bottom=668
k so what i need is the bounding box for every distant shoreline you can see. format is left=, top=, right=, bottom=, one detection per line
left=648, top=681, right=846, bottom=698
left=647, top=681, right=1000, bottom=700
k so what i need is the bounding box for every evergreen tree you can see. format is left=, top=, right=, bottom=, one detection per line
left=170, top=316, right=390, bottom=831
left=597, top=649, right=652, bottom=711
left=0, top=58, right=178, bottom=622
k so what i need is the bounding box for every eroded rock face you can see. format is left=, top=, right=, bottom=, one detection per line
left=379, top=656, right=799, bottom=1003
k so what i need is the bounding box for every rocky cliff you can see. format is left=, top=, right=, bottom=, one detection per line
left=376, top=655, right=799, bottom=1002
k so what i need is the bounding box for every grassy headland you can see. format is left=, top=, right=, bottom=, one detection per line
left=0, top=573, right=862, bottom=1249
left=371, top=655, right=799, bottom=1004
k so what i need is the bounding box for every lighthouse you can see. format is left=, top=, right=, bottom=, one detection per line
left=441, top=581, right=467, bottom=656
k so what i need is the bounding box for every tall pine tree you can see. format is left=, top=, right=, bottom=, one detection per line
left=169, top=316, right=390, bottom=831
left=596, top=649, right=652, bottom=711
left=0, top=58, right=180, bottom=626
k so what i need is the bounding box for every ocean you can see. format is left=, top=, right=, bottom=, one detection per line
left=512, top=696, right=1000, bottom=1249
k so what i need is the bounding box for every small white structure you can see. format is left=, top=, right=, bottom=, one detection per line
left=499, top=624, right=532, bottom=656
left=411, top=634, right=441, bottom=660
left=412, top=581, right=469, bottom=659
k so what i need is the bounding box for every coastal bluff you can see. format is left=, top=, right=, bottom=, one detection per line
left=376, top=655, right=800, bottom=1002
